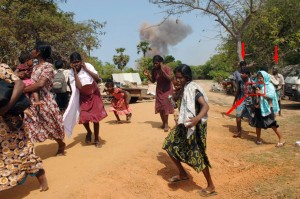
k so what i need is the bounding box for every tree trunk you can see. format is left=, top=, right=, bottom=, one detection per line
left=236, top=36, right=243, bottom=62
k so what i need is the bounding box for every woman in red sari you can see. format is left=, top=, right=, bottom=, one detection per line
left=24, top=41, right=65, bottom=156
left=144, top=55, right=174, bottom=132
left=66, top=52, right=107, bottom=148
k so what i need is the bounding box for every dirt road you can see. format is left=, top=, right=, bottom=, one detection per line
left=1, top=80, right=299, bottom=199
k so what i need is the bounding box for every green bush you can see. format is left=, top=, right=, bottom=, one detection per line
left=208, top=70, right=230, bottom=82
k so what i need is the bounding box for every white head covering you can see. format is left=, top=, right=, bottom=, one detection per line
left=270, top=75, right=279, bottom=86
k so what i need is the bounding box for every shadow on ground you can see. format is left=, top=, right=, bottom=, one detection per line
left=156, top=152, right=203, bottom=192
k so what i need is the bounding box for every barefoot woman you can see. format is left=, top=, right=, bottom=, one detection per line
left=143, top=55, right=174, bottom=132
left=64, top=52, right=107, bottom=147
left=0, top=63, right=48, bottom=191
left=24, top=41, right=65, bottom=155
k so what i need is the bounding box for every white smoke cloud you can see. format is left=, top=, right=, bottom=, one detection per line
left=139, top=19, right=193, bottom=57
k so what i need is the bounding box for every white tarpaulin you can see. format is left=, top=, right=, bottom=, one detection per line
left=112, top=73, right=142, bottom=85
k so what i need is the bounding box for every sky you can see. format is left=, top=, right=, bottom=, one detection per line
left=57, top=0, right=223, bottom=68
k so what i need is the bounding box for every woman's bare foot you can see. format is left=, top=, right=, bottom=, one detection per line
left=24, top=109, right=33, bottom=118
left=36, top=169, right=49, bottom=192
left=203, top=186, right=215, bottom=193
left=164, top=125, right=170, bottom=132
left=233, top=133, right=242, bottom=138
left=126, top=113, right=132, bottom=122
left=94, top=136, right=102, bottom=148
left=56, top=141, right=66, bottom=156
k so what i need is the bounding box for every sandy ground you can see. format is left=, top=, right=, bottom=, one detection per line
left=0, top=80, right=299, bottom=199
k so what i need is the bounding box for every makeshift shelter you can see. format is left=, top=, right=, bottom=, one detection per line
left=112, top=73, right=142, bottom=86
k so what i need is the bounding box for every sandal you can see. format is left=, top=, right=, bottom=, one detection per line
left=168, top=175, right=189, bottom=184
left=199, top=189, right=218, bottom=197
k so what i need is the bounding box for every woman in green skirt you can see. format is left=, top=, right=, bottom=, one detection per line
left=162, top=64, right=217, bottom=197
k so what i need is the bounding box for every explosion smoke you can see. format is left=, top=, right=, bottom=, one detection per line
left=139, top=19, right=192, bottom=57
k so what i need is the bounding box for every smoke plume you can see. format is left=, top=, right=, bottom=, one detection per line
left=139, top=19, right=192, bottom=57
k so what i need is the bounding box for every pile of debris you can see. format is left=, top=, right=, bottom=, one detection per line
left=210, top=83, right=224, bottom=93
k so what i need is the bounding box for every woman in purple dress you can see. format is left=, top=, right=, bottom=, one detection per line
left=144, top=55, right=174, bottom=132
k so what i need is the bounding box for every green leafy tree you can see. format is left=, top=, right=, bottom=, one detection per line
left=241, top=0, right=300, bottom=67
left=113, top=48, right=130, bottom=71
left=85, top=56, right=103, bottom=77
left=124, top=67, right=137, bottom=73
left=137, top=41, right=152, bottom=57
left=137, top=57, right=153, bottom=82
left=101, top=62, right=118, bottom=81
left=0, top=0, right=105, bottom=65
left=190, top=65, right=204, bottom=79
left=166, top=60, right=182, bottom=72
left=164, top=55, right=175, bottom=63
left=195, top=53, right=232, bottom=80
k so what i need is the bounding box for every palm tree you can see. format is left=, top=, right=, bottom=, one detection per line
left=137, top=41, right=152, bottom=57
left=113, top=48, right=130, bottom=71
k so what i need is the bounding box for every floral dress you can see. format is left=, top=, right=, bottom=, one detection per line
left=0, top=63, right=43, bottom=191
left=24, top=62, right=64, bottom=142
left=109, top=88, right=132, bottom=115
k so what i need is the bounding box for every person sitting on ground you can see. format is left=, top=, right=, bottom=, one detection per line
left=105, top=79, right=132, bottom=123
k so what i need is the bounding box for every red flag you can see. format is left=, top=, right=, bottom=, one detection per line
left=274, top=46, right=279, bottom=64
left=241, top=42, right=245, bottom=60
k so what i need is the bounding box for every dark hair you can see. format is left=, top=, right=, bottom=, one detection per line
left=105, top=79, right=114, bottom=87
left=34, top=41, right=51, bottom=60
left=173, top=64, right=193, bottom=82
left=152, top=55, right=164, bottom=63
left=19, top=51, right=31, bottom=64
left=241, top=68, right=251, bottom=76
left=54, top=59, right=64, bottom=69
left=239, top=61, right=247, bottom=67
left=272, top=67, right=278, bottom=75
left=70, top=52, right=82, bottom=62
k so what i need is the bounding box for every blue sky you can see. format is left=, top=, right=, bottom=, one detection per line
left=58, top=0, right=223, bottom=68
